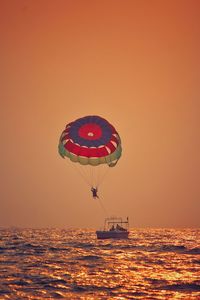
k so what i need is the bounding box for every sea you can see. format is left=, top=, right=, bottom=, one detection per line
left=0, top=228, right=199, bottom=300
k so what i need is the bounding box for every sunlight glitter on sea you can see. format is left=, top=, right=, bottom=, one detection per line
left=0, top=228, right=199, bottom=299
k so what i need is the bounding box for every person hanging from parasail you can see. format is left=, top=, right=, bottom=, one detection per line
left=91, top=187, right=99, bottom=199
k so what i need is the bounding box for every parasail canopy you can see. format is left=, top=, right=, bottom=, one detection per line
left=58, top=115, right=122, bottom=167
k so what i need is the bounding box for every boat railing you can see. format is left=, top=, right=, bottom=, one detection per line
left=103, top=217, right=129, bottom=231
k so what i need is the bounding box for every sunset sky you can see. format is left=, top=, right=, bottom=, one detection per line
left=1, top=0, right=200, bottom=228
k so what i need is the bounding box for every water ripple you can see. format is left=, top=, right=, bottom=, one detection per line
left=0, top=228, right=199, bottom=299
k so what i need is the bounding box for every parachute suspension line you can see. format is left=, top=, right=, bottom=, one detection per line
left=95, top=166, right=100, bottom=188
left=63, top=160, right=90, bottom=187
left=95, top=165, right=102, bottom=187
left=88, top=166, right=100, bottom=188
left=96, top=165, right=110, bottom=188
left=73, top=163, right=92, bottom=187
left=82, top=165, right=93, bottom=186
left=89, top=166, right=95, bottom=188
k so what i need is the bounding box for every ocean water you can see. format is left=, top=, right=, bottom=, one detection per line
left=0, top=228, right=199, bottom=299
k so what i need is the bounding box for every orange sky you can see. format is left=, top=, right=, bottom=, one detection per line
left=1, top=0, right=200, bottom=227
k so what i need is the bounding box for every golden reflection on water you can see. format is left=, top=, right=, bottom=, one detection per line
left=0, top=228, right=199, bottom=299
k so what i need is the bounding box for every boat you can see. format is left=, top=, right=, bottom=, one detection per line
left=96, top=217, right=129, bottom=239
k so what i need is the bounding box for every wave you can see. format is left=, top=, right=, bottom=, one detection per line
left=64, top=241, right=96, bottom=250
left=76, top=255, right=103, bottom=261
left=48, top=291, right=65, bottom=298
left=186, top=248, right=200, bottom=255
left=19, top=274, right=68, bottom=286
left=0, top=246, right=7, bottom=252
left=72, top=283, right=121, bottom=292
left=192, top=259, right=200, bottom=264
left=160, top=245, right=186, bottom=252
left=161, top=245, right=200, bottom=255
left=48, top=246, right=70, bottom=252
left=156, top=283, right=200, bottom=292
left=0, top=288, right=12, bottom=296
left=97, top=243, right=200, bottom=255
left=146, top=278, right=168, bottom=285
left=0, top=260, right=17, bottom=265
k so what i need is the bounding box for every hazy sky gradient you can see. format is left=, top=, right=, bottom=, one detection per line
left=1, top=0, right=200, bottom=227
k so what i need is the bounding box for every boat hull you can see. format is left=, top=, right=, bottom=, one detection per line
left=96, top=230, right=129, bottom=239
